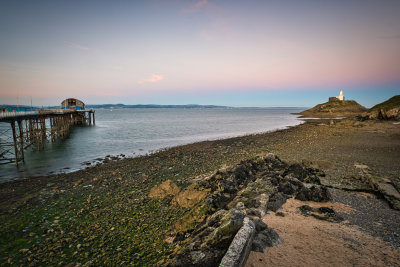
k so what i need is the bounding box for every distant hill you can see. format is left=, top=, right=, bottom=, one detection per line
left=367, top=95, right=400, bottom=120
left=298, top=98, right=367, bottom=118
left=84, top=104, right=230, bottom=109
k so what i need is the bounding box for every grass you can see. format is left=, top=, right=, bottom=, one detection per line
left=369, top=95, right=400, bottom=112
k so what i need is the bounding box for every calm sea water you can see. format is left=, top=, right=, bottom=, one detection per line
left=0, top=108, right=303, bottom=182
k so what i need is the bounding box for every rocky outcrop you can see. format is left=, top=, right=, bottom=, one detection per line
left=160, top=154, right=332, bottom=266
left=365, top=95, right=400, bottom=120
left=367, top=107, right=400, bottom=120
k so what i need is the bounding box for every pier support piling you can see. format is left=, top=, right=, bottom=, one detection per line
left=0, top=109, right=95, bottom=166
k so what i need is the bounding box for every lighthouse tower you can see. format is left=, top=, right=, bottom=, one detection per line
left=337, top=90, right=344, bottom=101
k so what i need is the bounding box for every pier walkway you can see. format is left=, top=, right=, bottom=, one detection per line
left=0, top=109, right=95, bottom=166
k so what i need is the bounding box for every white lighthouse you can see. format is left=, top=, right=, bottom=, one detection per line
left=336, top=90, right=344, bottom=101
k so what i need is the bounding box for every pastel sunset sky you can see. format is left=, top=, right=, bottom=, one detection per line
left=0, top=0, right=399, bottom=107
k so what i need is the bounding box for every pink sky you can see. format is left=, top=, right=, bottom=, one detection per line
left=0, top=0, right=399, bottom=106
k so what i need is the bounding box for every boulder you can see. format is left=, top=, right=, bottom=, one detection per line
left=148, top=180, right=180, bottom=198
left=295, top=185, right=331, bottom=202
left=267, top=192, right=288, bottom=211
left=171, top=184, right=209, bottom=208
left=251, top=218, right=281, bottom=252
left=220, top=217, right=256, bottom=267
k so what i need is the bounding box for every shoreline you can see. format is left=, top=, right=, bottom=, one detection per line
left=0, top=120, right=305, bottom=184
left=0, top=118, right=305, bottom=184
left=1, top=117, right=399, bottom=265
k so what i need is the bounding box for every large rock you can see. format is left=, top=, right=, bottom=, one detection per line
left=251, top=219, right=281, bottom=252
left=148, top=180, right=180, bottom=198
left=267, top=192, right=289, bottom=212
left=220, top=217, right=255, bottom=267
left=171, top=184, right=209, bottom=208
left=295, top=185, right=331, bottom=202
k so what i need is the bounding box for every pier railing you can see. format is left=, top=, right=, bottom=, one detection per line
left=0, top=111, right=39, bottom=119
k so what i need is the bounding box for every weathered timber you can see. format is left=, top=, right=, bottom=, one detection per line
left=0, top=109, right=95, bottom=165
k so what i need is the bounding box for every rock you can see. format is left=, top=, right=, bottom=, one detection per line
left=299, top=205, right=343, bottom=223
left=278, top=178, right=304, bottom=195
left=235, top=202, right=245, bottom=210
left=190, top=251, right=205, bottom=264
left=251, top=219, right=281, bottom=252
left=166, top=209, right=246, bottom=267
left=252, top=229, right=281, bottom=252
left=354, top=164, right=369, bottom=170
left=148, top=180, right=180, bottom=199
left=376, top=182, right=400, bottom=210
left=174, top=204, right=210, bottom=233
left=220, top=217, right=255, bottom=267
left=283, top=163, right=309, bottom=181
left=206, top=209, right=229, bottom=227
left=206, top=191, right=232, bottom=210
left=367, top=95, right=400, bottom=120
left=206, top=209, right=245, bottom=247
left=246, top=208, right=262, bottom=218
left=164, top=154, right=331, bottom=266
left=276, top=212, right=285, bottom=217
left=171, top=184, right=209, bottom=208
left=295, top=185, right=331, bottom=202
left=303, top=175, right=321, bottom=184
left=278, top=180, right=298, bottom=195
left=267, top=192, right=288, bottom=212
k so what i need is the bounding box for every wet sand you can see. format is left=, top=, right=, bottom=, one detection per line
left=246, top=198, right=400, bottom=267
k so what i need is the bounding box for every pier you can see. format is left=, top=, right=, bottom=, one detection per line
left=0, top=108, right=95, bottom=166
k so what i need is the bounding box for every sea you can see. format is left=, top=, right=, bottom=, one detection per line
left=0, top=108, right=304, bottom=182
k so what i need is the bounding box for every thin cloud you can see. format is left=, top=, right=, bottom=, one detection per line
left=184, top=0, right=208, bottom=13
left=68, top=42, right=89, bottom=51
left=138, top=74, right=164, bottom=84
left=194, top=0, right=208, bottom=9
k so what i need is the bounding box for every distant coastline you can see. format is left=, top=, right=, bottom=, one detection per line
left=0, top=103, right=307, bottom=110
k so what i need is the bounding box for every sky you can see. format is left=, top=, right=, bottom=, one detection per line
left=0, top=0, right=399, bottom=108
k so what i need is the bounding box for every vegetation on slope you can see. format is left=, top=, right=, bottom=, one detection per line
left=369, top=95, right=400, bottom=112
left=298, top=99, right=367, bottom=117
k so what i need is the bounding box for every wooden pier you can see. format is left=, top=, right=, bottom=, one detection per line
left=0, top=109, right=95, bottom=166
